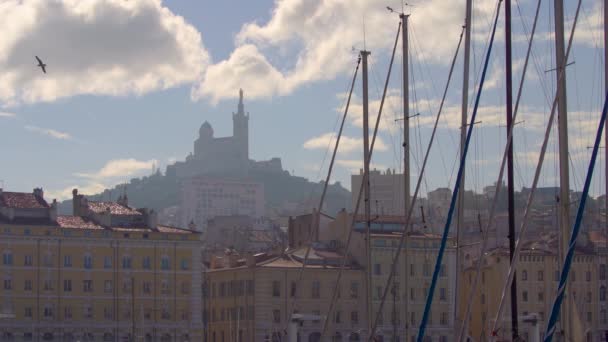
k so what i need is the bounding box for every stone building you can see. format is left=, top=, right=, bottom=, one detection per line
left=0, top=188, right=203, bottom=341
left=167, top=89, right=283, bottom=180
left=351, top=169, right=406, bottom=216
left=179, top=177, right=265, bottom=231
left=204, top=246, right=365, bottom=341
left=460, top=232, right=608, bottom=341
left=327, top=212, right=457, bottom=341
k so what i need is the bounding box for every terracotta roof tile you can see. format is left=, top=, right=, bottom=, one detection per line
left=56, top=216, right=104, bottom=230
left=0, top=192, right=49, bottom=209
left=87, top=201, right=141, bottom=216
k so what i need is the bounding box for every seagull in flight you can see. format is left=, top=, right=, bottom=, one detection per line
left=35, top=56, right=46, bottom=73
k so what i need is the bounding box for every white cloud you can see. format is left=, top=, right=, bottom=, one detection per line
left=47, top=158, right=157, bottom=201
left=46, top=182, right=106, bottom=201
left=25, top=125, right=71, bottom=140
left=0, top=0, right=208, bottom=105
left=303, top=132, right=388, bottom=154
left=0, top=111, right=15, bottom=118
left=75, top=158, right=157, bottom=180
left=194, top=0, right=496, bottom=102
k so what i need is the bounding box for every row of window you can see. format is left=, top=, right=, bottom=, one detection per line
left=207, top=280, right=254, bottom=298
left=519, top=269, right=596, bottom=282
left=20, top=305, right=189, bottom=321
left=2, top=252, right=189, bottom=270
left=208, top=306, right=254, bottom=323
left=374, top=285, right=449, bottom=302
left=2, top=278, right=190, bottom=295
left=271, top=280, right=354, bottom=299
left=2, top=228, right=182, bottom=241
left=373, top=263, right=447, bottom=278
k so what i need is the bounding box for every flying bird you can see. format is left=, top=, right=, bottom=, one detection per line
left=35, top=56, right=46, bottom=73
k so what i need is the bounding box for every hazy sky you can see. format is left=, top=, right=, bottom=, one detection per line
left=0, top=0, right=605, bottom=201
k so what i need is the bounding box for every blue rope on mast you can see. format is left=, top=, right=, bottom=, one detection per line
left=416, top=1, right=503, bottom=340
left=543, top=92, right=608, bottom=341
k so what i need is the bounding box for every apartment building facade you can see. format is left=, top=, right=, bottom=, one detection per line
left=0, top=188, right=202, bottom=341
left=460, top=233, right=608, bottom=341
left=204, top=247, right=365, bottom=341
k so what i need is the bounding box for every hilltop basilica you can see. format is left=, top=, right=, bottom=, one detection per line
left=167, top=89, right=283, bottom=179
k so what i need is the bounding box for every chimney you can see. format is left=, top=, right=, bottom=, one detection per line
left=33, top=187, right=44, bottom=199
left=147, top=209, right=158, bottom=229
left=72, top=189, right=81, bottom=217
left=49, top=199, right=58, bottom=222
left=245, top=254, right=256, bottom=268
left=228, top=253, right=239, bottom=268
left=117, top=193, right=129, bottom=206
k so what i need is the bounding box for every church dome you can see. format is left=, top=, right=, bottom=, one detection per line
left=199, top=121, right=214, bottom=138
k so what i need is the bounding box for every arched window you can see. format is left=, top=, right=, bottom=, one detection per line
left=601, top=286, right=606, bottom=301
left=522, top=270, right=528, bottom=281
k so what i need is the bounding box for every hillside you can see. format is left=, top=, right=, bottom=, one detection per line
left=58, top=168, right=351, bottom=220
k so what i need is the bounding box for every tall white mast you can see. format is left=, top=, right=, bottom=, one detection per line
left=554, top=0, right=572, bottom=339
left=401, top=12, right=410, bottom=340
left=455, top=0, right=472, bottom=336
left=360, top=49, right=373, bottom=340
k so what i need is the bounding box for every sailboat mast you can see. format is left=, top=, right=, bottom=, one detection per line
left=504, top=0, right=520, bottom=339
left=401, top=12, right=410, bottom=341
left=455, top=0, right=472, bottom=337
left=360, top=49, right=373, bottom=340
left=604, top=0, right=607, bottom=251
left=402, top=13, right=411, bottom=221
left=554, top=0, right=572, bottom=339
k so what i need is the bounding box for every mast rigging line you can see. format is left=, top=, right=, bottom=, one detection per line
left=366, top=25, right=466, bottom=341
left=489, top=0, right=582, bottom=335
left=287, top=55, right=361, bottom=321
left=417, top=0, right=503, bottom=340
left=319, top=20, right=402, bottom=340
left=458, top=0, right=543, bottom=339
left=544, top=93, right=608, bottom=342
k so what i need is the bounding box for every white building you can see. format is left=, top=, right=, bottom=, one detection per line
left=179, top=176, right=265, bottom=231
left=351, top=168, right=406, bottom=216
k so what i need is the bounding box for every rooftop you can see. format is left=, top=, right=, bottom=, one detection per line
left=87, top=201, right=142, bottom=216
left=56, top=216, right=104, bottom=230
left=0, top=191, right=49, bottom=209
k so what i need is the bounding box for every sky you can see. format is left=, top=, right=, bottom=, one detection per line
left=0, top=0, right=606, bottom=202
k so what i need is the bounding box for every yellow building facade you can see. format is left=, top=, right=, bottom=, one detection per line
left=326, top=212, right=457, bottom=342
left=205, top=249, right=366, bottom=341
left=0, top=188, right=203, bottom=342
left=460, top=233, right=608, bottom=341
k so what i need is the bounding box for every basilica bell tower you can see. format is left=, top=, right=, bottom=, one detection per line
left=232, top=88, right=249, bottom=160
